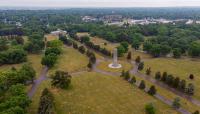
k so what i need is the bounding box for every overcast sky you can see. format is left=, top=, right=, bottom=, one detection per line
left=1, top=0, right=200, bottom=7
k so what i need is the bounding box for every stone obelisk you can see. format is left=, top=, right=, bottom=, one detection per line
left=108, top=48, right=122, bottom=68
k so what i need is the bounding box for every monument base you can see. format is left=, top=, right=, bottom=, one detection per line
left=108, top=63, right=122, bottom=69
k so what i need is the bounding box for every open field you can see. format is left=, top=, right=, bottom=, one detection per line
left=97, top=60, right=132, bottom=73
left=76, top=32, right=90, bottom=37
left=48, top=46, right=89, bottom=75
left=133, top=75, right=200, bottom=113
left=45, top=34, right=59, bottom=41
left=28, top=72, right=178, bottom=114
left=142, top=57, right=200, bottom=100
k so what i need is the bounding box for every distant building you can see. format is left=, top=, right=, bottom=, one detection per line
left=186, top=19, right=193, bottom=24
left=82, top=16, right=97, bottom=22
left=102, top=15, right=123, bottom=22
left=51, top=29, right=67, bottom=36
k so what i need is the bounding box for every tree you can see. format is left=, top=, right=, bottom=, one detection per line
left=173, top=77, right=180, bottom=88
left=121, top=70, right=125, bottom=77
left=150, top=44, right=161, bottom=57
left=135, top=56, right=141, bottom=63
left=173, top=48, right=181, bottom=58
left=38, top=88, right=55, bottom=114
left=18, top=63, right=36, bottom=83
left=132, top=39, right=140, bottom=50
left=189, top=41, right=200, bottom=57
left=172, top=97, right=181, bottom=109
left=139, top=80, right=146, bottom=90
left=78, top=46, right=86, bottom=54
left=130, top=76, right=136, bottom=84
left=120, top=41, right=129, bottom=52
left=124, top=71, right=130, bottom=80
left=117, top=45, right=126, bottom=57
left=146, top=67, right=151, bottom=75
left=87, top=62, right=93, bottom=69
left=187, top=83, right=195, bottom=95
left=189, top=74, right=194, bottom=80
left=161, top=72, right=167, bottom=82
left=138, top=62, right=144, bottom=71
left=45, top=47, right=61, bottom=56
left=148, top=85, right=157, bottom=95
left=178, top=79, right=186, bottom=92
left=41, top=53, right=57, bottom=67
left=155, top=71, right=161, bottom=80
left=80, top=36, right=90, bottom=43
left=193, top=111, right=199, bottom=114
left=127, top=51, right=132, bottom=60
left=73, top=42, right=78, bottom=49
left=160, top=45, right=171, bottom=56
left=51, top=71, right=72, bottom=89
left=145, top=103, right=156, bottom=114
left=0, top=39, right=8, bottom=51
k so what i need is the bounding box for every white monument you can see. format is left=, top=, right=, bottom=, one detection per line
left=108, top=48, right=122, bottom=68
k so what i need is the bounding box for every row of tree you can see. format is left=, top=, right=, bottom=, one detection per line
left=155, top=71, right=195, bottom=95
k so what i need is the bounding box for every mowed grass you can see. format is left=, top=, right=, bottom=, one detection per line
left=45, top=34, right=59, bottom=41
left=49, top=46, right=89, bottom=75
left=28, top=72, right=178, bottom=114
left=142, top=58, right=200, bottom=100
left=133, top=75, right=200, bottom=113
left=97, top=60, right=132, bottom=73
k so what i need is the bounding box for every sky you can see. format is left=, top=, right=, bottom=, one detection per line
left=1, top=0, right=200, bottom=7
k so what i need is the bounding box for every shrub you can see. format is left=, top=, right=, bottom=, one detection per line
left=189, top=74, right=194, bottom=80
left=135, top=56, right=141, bottom=63
left=145, top=103, right=156, bottom=114
left=148, top=85, right=157, bottom=95
left=130, top=76, right=136, bottom=84
left=155, top=71, right=161, bottom=80
left=78, top=46, right=86, bottom=54
left=139, top=80, right=146, bottom=90
left=146, top=67, right=151, bottom=75
left=172, top=97, right=181, bottom=109
left=138, top=62, right=144, bottom=71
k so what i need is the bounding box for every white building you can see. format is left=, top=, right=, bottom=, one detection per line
left=51, top=29, right=67, bottom=36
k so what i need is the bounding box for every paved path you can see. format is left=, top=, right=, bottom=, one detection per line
left=27, top=66, right=49, bottom=98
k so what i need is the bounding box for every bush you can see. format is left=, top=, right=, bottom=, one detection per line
left=139, top=80, right=146, bottom=90
left=155, top=71, right=161, bottom=80
left=130, top=76, right=136, bottom=84
left=145, top=103, right=156, bottom=114
left=148, top=85, right=157, bottom=95
left=193, top=110, right=199, bottom=114
left=78, top=46, right=86, bottom=54
left=172, top=97, right=181, bottom=109
left=124, top=71, right=130, bottom=80
left=127, top=51, right=132, bottom=60
left=138, top=62, right=144, bottom=71
left=189, top=74, right=194, bottom=80
left=135, top=56, right=141, bottom=63
left=146, top=67, right=151, bottom=75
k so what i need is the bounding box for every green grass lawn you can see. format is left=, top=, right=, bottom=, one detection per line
left=28, top=72, right=178, bottom=114
left=133, top=75, right=200, bottom=113
left=97, top=60, right=132, bottom=73
left=142, top=57, right=200, bottom=100
left=48, top=46, right=89, bottom=75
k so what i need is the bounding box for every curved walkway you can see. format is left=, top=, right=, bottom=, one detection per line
left=27, top=66, right=49, bottom=98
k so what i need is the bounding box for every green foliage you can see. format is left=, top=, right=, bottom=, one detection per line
left=130, top=76, right=136, bottom=84
left=47, top=40, right=63, bottom=48
left=0, top=39, right=8, bottom=51
left=138, top=62, right=144, bottom=71
left=117, top=45, right=126, bottom=57
left=18, top=63, right=36, bottom=83
left=120, top=41, right=129, bottom=52
left=38, top=88, right=55, bottom=114
left=81, top=36, right=90, bottom=43
left=41, top=53, right=57, bottom=67
left=139, top=80, right=146, bottom=90
left=173, top=48, right=181, bottom=58
left=189, top=41, right=200, bottom=57
left=155, top=71, right=161, bottom=80
left=148, top=85, right=157, bottom=95
left=145, top=103, right=156, bottom=114
left=146, top=67, right=151, bottom=75
left=45, top=47, right=62, bottom=56
left=0, top=49, right=27, bottom=65
left=172, top=97, right=181, bottom=109
left=78, top=46, right=86, bottom=54
left=135, top=56, right=141, bottom=63
left=51, top=71, right=72, bottom=89
left=124, top=71, right=130, bottom=80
